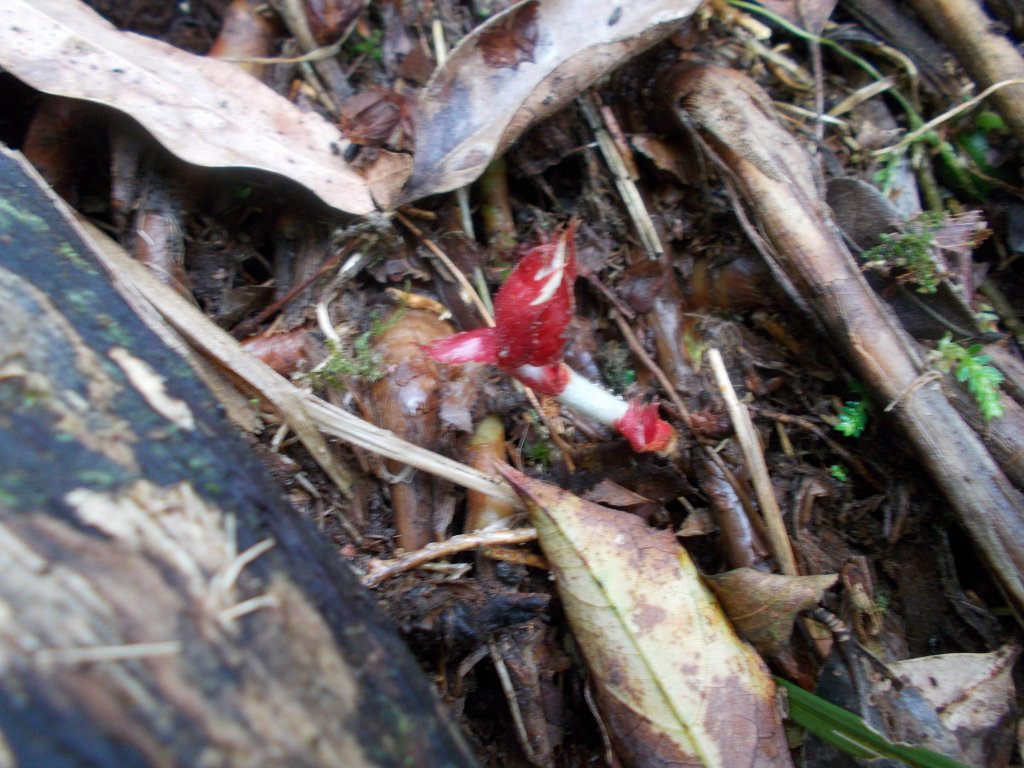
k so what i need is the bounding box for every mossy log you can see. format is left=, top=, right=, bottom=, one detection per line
left=0, top=145, right=479, bottom=768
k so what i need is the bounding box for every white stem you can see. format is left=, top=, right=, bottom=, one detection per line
left=556, top=367, right=628, bottom=425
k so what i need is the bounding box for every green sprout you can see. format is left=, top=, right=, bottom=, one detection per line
left=873, top=589, right=890, bottom=615
left=523, top=438, right=554, bottom=470
left=835, top=399, right=869, bottom=438
left=599, top=340, right=636, bottom=394
left=936, top=334, right=1004, bottom=420
left=313, top=334, right=383, bottom=387
left=346, top=29, right=383, bottom=61
left=828, top=464, right=850, bottom=482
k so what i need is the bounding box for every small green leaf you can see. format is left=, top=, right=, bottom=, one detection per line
left=835, top=400, right=869, bottom=438
left=937, top=335, right=1004, bottom=420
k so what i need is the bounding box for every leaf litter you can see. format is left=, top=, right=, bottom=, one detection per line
left=4, top=0, right=1024, bottom=766
left=0, top=0, right=378, bottom=214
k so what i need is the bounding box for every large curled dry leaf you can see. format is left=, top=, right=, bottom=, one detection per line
left=499, top=465, right=793, bottom=768
left=0, top=0, right=379, bottom=215
left=401, top=0, right=701, bottom=202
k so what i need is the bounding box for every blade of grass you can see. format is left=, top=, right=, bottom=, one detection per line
left=777, top=677, right=969, bottom=768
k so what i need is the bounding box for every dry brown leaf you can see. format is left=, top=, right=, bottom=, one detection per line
left=340, top=89, right=415, bottom=149
left=499, top=465, right=793, bottom=768
left=401, top=0, right=701, bottom=202
left=582, top=478, right=655, bottom=508
left=0, top=0, right=381, bottom=215
left=757, top=0, right=838, bottom=35
left=892, top=646, right=1019, bottom=768
left=303, top=0, right=364, bottom=46
left=705, top=568, right=837, bottom=656
left=478, top=1, right=541, bottom=69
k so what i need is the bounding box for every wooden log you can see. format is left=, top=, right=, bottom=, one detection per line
left=0, top=144, right=479, bottom=768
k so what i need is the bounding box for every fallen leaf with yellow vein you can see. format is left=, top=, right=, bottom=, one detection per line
left=498, top=464, right=793, bottom=768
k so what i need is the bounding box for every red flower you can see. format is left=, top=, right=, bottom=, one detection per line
left=424, top=224, right=576, bottom=395
left=492, top=224, right=576, bottom=369
left=425, top=223, right=677, bottom=454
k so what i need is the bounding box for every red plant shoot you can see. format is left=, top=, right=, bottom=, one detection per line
left=425, top=224, right=675, bottom=454
left=424, top=223, right=577, bottom=395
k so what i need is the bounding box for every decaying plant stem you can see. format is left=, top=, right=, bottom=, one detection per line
left=708, top=349, right=798, bottom=575
left=669, top=64, right=1024, bottom=617
left=906, top=0, right=1024, bottom=147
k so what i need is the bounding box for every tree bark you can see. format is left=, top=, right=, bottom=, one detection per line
left=0, top=145, right=479, bottom=768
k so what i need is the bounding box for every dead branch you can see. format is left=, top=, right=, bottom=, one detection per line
left=668, top=64, right=1024, bottom=617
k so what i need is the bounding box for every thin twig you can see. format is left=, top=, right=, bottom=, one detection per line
left=875, top=78, right=1024, bottom=155
left=611, top=310, right=691, bottom=425
left=211, top=538, right=276, bottom=596
left=216, top=36, right=346, bottom=65
left=884, top=370, right=943, bottom=413
left=578, top=93, right=664, bottom=259
left=361, top=526, right=538, bottom=587
left=395, top=210, right=494, bottom=323
left=430, top=19, right=478, bottom=243
left=34, top=641, right=181, bottom=666
left=272, top=0, right=353, bottom=103
left=708, top=348, right=797, bottom=575
left=218, top=594, right=279, bottom=625
left=489, top=638, right=536, bottom=762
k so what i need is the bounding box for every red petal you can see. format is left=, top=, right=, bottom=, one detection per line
left=492, top=224, right=577, bottom=369
left=422, top=328, right=499, bottom=364
left=616, top=400, right=676, bottom=454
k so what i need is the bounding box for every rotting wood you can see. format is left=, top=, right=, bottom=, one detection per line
left=668, top=65, right=1024, bottom=618
left=0, top=144, right=479, bottom=768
